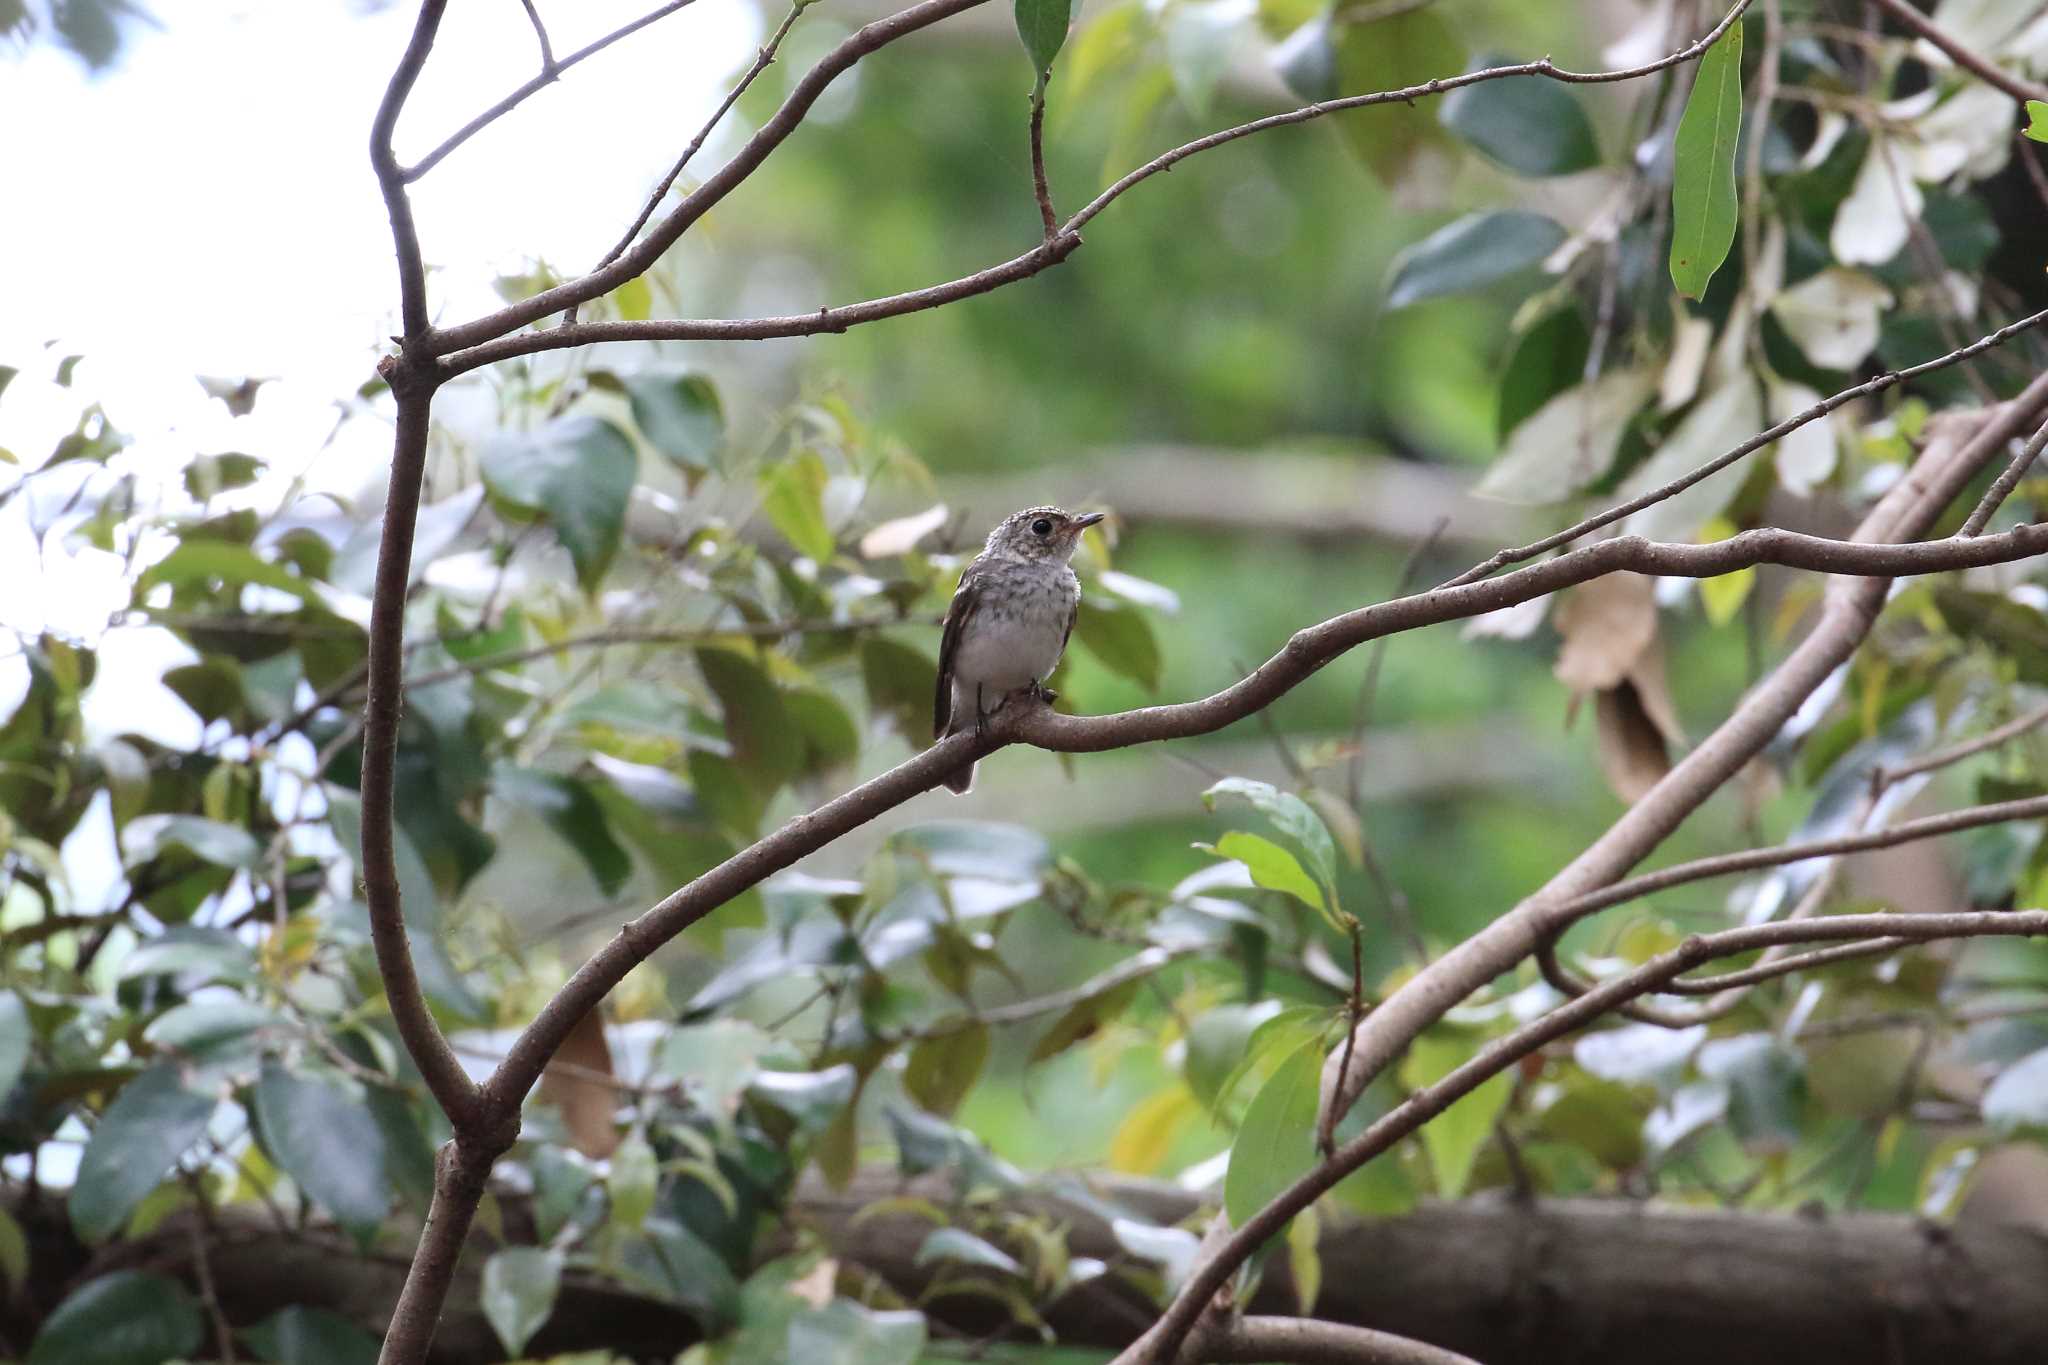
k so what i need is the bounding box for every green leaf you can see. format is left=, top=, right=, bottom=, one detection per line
left=610, top=1134, right=659, bottom=1229
left=1029, top=978, right=1141, bottom=1063
left=480, top=414, right=638, bottom=592
left=69, top=1063, right=216, bottom=1243
left=1669, top=21, right=1743, bottom=299
left=760, top=449, right=836, bottom=561
left=1496, top=305, right=1591, bottom=442
left=860, top=637, right=938, bottom=742
left=1333, top=9, right=1463, bottom=182
left=1439, top=58, right=1598, bottom=176
left=0, top=1204, right=26, bottom=1296
left=1385, top=211, right=1565, bottom=310
left=482, top=1247, right=564, bottom=1358
left=2025, top=99, right=2048, bottom=144
left=137, top=540, right=316, bottom=603
left=625, top=370, right=724, bottom=472
left=1934, top=588, right=2048, bottom=685
left=787, top=1300, right=927, bottom=1365
left=122, top=813, right=261, bottom=869
left=1224, top=1036, right=1322, bottom=1228
left=0, top=990, right=28, bottom=1099
left=1014, top=0, right=1074, bottom=75
left=1075, top=595, right=1162, bottom=690
left=491, top=765, right=632, bottom=896
left=142, top=999, right=285, bottom=1068
left=1202, top=830, right=1325, bottom=915
left=240, top=1307, right=380, bottom=1365
left=182, top=451, right=264, bottom=501
left=252, top=1062, right=391, bottom=1241
left=1203, top=777, right=1339, bottom=897
left=29, top=1271, right=202, bottom=1365
left=696, top=647, right=805, bottom=790
left=1401, top=1030, right=1511, bottom=1197
left=904, top=1023, right=989, bottom=1117
left=1698, top=1033, right=1803, bottom=1151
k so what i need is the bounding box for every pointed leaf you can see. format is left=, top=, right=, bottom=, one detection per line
left=481, top=415, right=638, bottom=591
left=626, top=371, right=724, bottom=471
left=904, top=1023, right=989, bottom=1118
left=1224, top=1037, right=1321, bottom=1227
left=482, top=1247, right=564, bottom=1358
left=1386, top=211, right=1565, bottom=310
left=1440, top=60, right=1598, bottom=176
left=29, top=1272, right=201, bottom=1365
left=252, top=1062, right=390, bottom=1240
left=69, top=1064, right=216, bottom=1242
left=1669, top=21, right=1743, bottom=299
left=1014, top=0, right=1074, bottom=74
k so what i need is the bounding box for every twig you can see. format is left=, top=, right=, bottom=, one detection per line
left=1865, top=0, right=2048, bottom=106
left=1192, top=1314, right=1480, bottom=1365
left=518, top=0, right=557, bottom=74
left=1114, top=907, right=2048, bottom=1365
left=368, top=0, right=448, bottom=338
left=1960, top=411, right=2048, bottom=535
left=581, top=2, right=807, bottom=291
left=1440, top=308, right=2048, bottom=590
left=183, top=1178, right=237, bottom=1364
left=1884, top=700, right=2048, bottom=785
left=1028, top=77, right=1057, bottom=239
left=403, top=0, right=702, bottom=182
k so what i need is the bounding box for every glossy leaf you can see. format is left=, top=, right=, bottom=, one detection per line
left=69, top=1063, right=216, bottom=1242
left=860, top=636, right=938, bottom=741
left=626, top=371, right=724, bottom=472
left=1029, top=977, right=1141, bottom=1063
left=2026, top=99, right=2048, bottom=143
left=1333, top=9, right=1463, bottom=181
left=1386, top=211, right=1564, bottom=310
left=480, top=414, right=638, bottom=591
left=122, top=813, right=260, bottom=869
left=252, top=1062, right=391, bottom=1241
left=915, top=1227, right=1023, bottom=1276
left=28, top=1271, right=202, bottom=1365
left=1225, top=1036, right=1321, bottom=1227
left=482, top=1247, right=564, bottom=1357
left=1668, top=21, right=1743, bottom=299
left=1204, top=777, right=1339, bottom=896
left=1439, top=60, right=1598, bottom=176
left=1202, top=830, right=1325, bottom=915
left=240, top=1307, right=380, bottom=1365
left=697, top=647, right=806, bottom=789
left=761, top=449, right=836, bottom=561
left=492, top=765, right=632, bottom=896
left=610, top=1135, right=659, bottom=1230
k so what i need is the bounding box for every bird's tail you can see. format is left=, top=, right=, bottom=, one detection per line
left=944, top=760, right=975, bottom=795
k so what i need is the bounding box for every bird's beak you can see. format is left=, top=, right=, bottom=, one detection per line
left=1072, top=512, right=1106, bottom=529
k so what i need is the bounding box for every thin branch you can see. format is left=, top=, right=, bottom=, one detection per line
left=1195, top=1314, right=1481, bottom=1365
left=1865, top=0, right=2048, bottom=106
left=1110, top=908, right=2048, bottom=1365
left=1028, top=77, right=1057, bottom=239
left=1885, top=700, right=2048, bottom=785
left=358, top=393, right=478, bottom=1127
left=518, top=0, right=557, bottom=74
left=476, top=517, right=2048, bottom=1114
left=898, top=945, right=1199, bottom=1041
left=1066, top=0, right=1755, bottom=237
left=581, top=1, right=807, bottom=289
left=439, top=232, right=1082, bottom=374
left=435, top=0, right=1755, bottom=369
left=1961, top=411, right=2048, bottom=535
left=427, top=0, right=996, bottom=356
left=403, top=0, right=701, bottom=182
left=1441, top=307, right=2048, bottom=590
left=368, top=0, right=449, bottom=339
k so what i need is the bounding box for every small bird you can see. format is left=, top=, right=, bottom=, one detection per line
left=934, top=506, right=1104, bottom=794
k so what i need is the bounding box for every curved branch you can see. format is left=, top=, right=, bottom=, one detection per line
left=438, top=232, right=1081, bottom=375
left=1110, top=907, right=2048, bottom=1365
left=427, top=0, right=995, bottom=356
left=477, top=516, right=2048, bottom=1112
left=402, top=0, right=702, bottom=182
left=435, top=1, right=1756, bottom=367
left=1196, top=1315, right=1481, bottom=1365
left=369, top=0, right=449, bottom=339
left=1866, top=0, right=2048, bottom=106
left=1315, top=373, right=2048, bottom=1145
left=358, top=394, right=477, bottom=1126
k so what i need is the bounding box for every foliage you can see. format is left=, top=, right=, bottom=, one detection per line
left=7, top=0, right=2048, bottom=1361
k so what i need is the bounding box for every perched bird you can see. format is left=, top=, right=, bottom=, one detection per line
left=934, top=506, right=1104, bottom=794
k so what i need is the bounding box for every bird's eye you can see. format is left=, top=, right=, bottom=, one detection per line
left=1031, top=518, right=1053, bottom=537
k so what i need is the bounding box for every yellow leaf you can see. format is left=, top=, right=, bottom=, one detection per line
left=1108, top=1086, right=1198, bottom=1174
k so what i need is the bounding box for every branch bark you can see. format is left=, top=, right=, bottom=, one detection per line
left=1865, top=0, right=2048, bottom=106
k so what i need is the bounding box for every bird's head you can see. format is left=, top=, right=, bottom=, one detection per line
left=983, top=506, right=1105, bottom=563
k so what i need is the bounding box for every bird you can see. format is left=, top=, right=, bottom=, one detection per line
left=934, top=506, right=1104, bottom=794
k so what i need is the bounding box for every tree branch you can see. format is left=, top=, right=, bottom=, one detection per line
left=426, top=0, right=996, bottom=356
left=1110, top=906, right=2048, bottom=1365
left=1193, top=1315, right=1480, bottom=1365
left=580, top=1, right=808, bottom=292
left=357, top=392, right=477, bottom=1127
left=402, top=0, right=702, bottom=183
left=1314, top=372, right=2048, bottom=1147
left=1028, top=77, right=1057, bottom=239
left=1962, top=410, right=2048, bottom=535
left=1865, top=0, right=2048, bottom=106
left=434, top=1, right=1760, bottom=370
left=369, top=0, right=448, bottom=339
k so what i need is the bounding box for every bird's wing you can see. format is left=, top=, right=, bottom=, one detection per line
left=935, top=562, right=984, bottom=739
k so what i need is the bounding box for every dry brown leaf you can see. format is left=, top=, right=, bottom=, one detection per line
left=1594, top=682, right=1674, bottom=803
left=539, top=1008, right=620, bottom=1159
left=1553, top=573, right=1657, bottom=692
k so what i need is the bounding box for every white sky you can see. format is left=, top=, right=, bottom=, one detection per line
left=0, top=0, right=759, bottom=743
